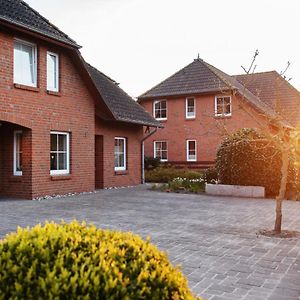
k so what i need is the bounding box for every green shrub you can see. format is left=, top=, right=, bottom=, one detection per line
left=0, top=221, right=200, bottom=300
left=163, top=177, right=205, bottom=193
left=216, top=128, right=295, bottom=196
left=202, top=167, right=218, bottom=184
left=144, top=156, right=161, bottom=170
left=145, top=166, right=202, bottom=183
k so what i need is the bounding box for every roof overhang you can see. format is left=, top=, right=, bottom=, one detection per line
left=0, top=17, right=81, bottom=49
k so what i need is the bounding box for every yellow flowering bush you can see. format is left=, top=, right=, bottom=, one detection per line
left=0, top=221, right=200, bottom=300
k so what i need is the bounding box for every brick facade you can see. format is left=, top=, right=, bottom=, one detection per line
left=0, top=28, right=144, bottom=199
left=140, top=94, right=264, bottom=167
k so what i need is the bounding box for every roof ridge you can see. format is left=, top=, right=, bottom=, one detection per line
left=202, top=60, right=236, bottom=90
left=233, top=70, right=277, bottom=77
left=19, top=0, right=78, bottom=45
left=138, top=60, right=196, bottom=98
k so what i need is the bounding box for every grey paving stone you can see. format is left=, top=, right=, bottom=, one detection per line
left=1, top=185, right=300, bottom=300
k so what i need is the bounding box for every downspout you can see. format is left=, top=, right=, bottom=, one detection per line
left=141, top=126, right=158, bottom=184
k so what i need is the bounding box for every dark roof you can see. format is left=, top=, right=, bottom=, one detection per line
left=0, top=0, right=79, bottom=48
left=234, top=71, right=300, bottom=126
left=139, top=59, right=232, bottom=99
left=86, top=63, right=161, bottom=127
left=139, top=58, right=275, bottom=119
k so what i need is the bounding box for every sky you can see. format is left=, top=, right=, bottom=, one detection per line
left=26, top=0, right=300, bottom=98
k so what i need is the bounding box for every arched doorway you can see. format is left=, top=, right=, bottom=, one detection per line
left=0, top=121, right=32, bottom=199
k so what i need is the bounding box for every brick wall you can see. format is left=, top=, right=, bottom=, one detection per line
left=95, top=117, right=143, bottom=188
left=140, top=94, right=265, bottom=165
left=0, top=29, right=95, bottom=198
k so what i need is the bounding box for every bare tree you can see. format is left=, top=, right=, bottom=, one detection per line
left=235, top=51, right=298, bottom=234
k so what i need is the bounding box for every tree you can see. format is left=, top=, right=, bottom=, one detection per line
left=216, top=51, right=299, bottom=234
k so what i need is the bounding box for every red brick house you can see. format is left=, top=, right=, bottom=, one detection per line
left=0, top=0, right=160, bottom=199
left=138, top=58, right=300, bottom=168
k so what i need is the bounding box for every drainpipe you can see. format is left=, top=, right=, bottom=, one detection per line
left=141, top=126, right=158, bottom=184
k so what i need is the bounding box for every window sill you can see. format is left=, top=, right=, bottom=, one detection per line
left=114, top=170, right=128, bottom=175
left=185, top=117, right=196, bottom=121
left=214, top=115, right=232, bottom=119
left=47, top=90, right=61, bottom=97
left=14, top=83, right=39, bottom=92
left=50, top=174, right=72, bottom=181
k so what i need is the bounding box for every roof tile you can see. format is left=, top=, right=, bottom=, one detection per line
left=0, top=0, right=79, bottom=48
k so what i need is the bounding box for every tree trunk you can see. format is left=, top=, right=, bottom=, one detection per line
left=274, top=150, right=289, bottom=233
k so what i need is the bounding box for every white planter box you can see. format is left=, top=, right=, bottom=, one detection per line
left=205, top=183, right=265, bottom=198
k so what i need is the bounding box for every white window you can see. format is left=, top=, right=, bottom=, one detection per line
left=13, top=131, right=23, bottom=176
left=14, top=40, right=37, bottom=87
left=50, top=132, right=70, bottom=175
left=47, top=52, right=59, bottom=92
left=186, top=97, right=196, bottom=118
left=215, top=96, right=232, bottom=117
left=187, top=140, right=197, bottom=161
left=154, top=141, right=168, bottom=161
left=115, top=137, right=126, bottom=171
left=153, top=100, right=167, bottom=120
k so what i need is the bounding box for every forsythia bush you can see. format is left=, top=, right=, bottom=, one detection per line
left=0, top=221, right=200, bottom=300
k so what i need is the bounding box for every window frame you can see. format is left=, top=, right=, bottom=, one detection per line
left=154, top=141, right=168, bottom=162
left=114, top=137, right=127, bottom=171
left=153, top=100, right=167, bottom=120
left=47, top=51, right=59, bottom=92
left=186, top=140, right=197, bottom=162
left=13, top=39, right=37, bottom=87
left=13, top=130, right=23, bottom=176
left=50, top=131, right=70, bottom=175
left=215, top=95, right=232, bottom=117
left=186, top=97, right=196, bottom=119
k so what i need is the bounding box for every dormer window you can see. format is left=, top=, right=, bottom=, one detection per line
left=215, top=96, right=232, bottom=117
left=47, top=52, right=59, bottom=92
left=186, top=97, right=195, bottom=118
left=153, top=100, right=167, bottom=120
left=14, top=40, right=37, bottom=87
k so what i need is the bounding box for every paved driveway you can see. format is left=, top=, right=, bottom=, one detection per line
left=1, top=185, right=300, bottom=300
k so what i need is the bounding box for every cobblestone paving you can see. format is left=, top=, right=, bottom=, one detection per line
left=1, top=185, right=300, bottom=299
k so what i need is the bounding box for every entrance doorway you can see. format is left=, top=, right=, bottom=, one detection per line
left=95, top=135, right=104, bottom=189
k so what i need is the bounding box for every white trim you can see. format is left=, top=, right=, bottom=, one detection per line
left=214, top=95, right=232, bottom=117
left=186, top=140, right=197, bottom=162
left=13, top=39, right=37, bottom=87
left=153, top=100, right=167, bottom=120
left=114, top=137, right=126, bottom=171
left=186, top=97, right=196, bottom=119
left=154, top=140, right=168, bottom=162
left=13, top=130, right=23, bottom=176
left=47, top=51, right=59, bottom=92
left=50, top=131, right=70, bottom=175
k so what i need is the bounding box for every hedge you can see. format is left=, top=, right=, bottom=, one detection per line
left=216, top=128, right=295, bottom=196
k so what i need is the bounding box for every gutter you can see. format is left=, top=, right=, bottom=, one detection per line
left=141, top=126, right=159, bottom=184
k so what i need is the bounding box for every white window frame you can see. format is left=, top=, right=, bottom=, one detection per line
left=215, top=95, right=232, bottom=117
left=13, top=130, right=23, bottom=176
left=50, top=131, right=70, bottom=175
left=153, top=100, right=167, bottom=120
left=186, top=97, right=196, bottom=119
left=47, top=51, right=59, bottom=92
left=114, top=137, right=126, bottom=171
left=13, top=39, right=37, bottom=87
left=186, top=140, right=197, bottom=162
left=154, top=141, right=168, bottom=162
